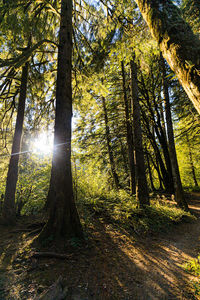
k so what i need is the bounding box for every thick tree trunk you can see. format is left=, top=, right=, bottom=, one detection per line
left=102, top=96, right=120, bottom=189
left=121, top=61, right=136, bottom=194
left=2, top=62, right=28, bottom=225
left=135, top=0, right=200, bottom=114
left=161, top=55, right=188, bottom=210
left=186, top=134, right=199, bottom=187
left=39, top=0, right=83, bottom=241
left=130, top=57, right=149, bottom=207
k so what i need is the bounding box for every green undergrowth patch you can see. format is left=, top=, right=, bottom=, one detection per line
left=183, top=255, right=200, bottom=296
left=185, top=186, right=200, bottom=193
left=78, top=190, right=195, bottom=234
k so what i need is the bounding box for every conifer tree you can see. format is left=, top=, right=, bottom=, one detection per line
left=38, top=0, right=83, bottom=240
left=135, top=0, right=200, bottom=114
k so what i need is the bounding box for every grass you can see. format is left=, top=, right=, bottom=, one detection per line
left=184, top=255, right=200, bottom=296
left=78, top=189, right=195, bottom=234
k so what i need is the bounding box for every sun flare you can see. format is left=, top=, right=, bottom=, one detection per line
left=32, top=132, right=53, bottom=155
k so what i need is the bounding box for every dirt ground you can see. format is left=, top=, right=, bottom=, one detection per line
left=0, top=193, right=200, bottom=300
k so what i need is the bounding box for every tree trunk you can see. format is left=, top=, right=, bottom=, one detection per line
left=140, top=75, right=174, bottom=193
left=154, top=154, right=164, bottom=190
left=135, top=0, right=200, bottom=114
left=130, top=57, right=149, bottom=207
left=161, top=55, right=188, bottom=210
left=186, top=134, right=199, bottom=187
left=38, top=0, right=83, bottom=241
left=2, top=62, right=29, bottom=225
left=141, top=110, right=171, bottom=192
left=121, top=61, right=136, bottom=194
left=145, top=146, right=156, bottom=191
left=102, top=96, right=120, bottom=189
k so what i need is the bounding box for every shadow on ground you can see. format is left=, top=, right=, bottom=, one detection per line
left=0, top=194, right=200, bottom=299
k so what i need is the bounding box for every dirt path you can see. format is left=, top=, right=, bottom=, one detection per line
left=0, top=194, right=200, bottom=299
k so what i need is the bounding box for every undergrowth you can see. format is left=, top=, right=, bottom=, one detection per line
left=184, top=255, right=200, bottom=296
left=78, top=189, right=195, bottom=234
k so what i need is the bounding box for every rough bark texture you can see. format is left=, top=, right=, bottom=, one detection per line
left=121, top=61, right=136, bottom=194
left=161, top=55, right=188, bottom=211
left=135, top=0, right=200, bottom=114
left=102, top=96, right=120, bottom=189
left=39, top=0, right=83, bottom=240
left=2, top=62, right=29, bottom=225
left=130, top=57, right=149, bottom=207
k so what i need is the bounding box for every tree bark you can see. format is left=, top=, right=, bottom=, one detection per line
left=140, top=75, right=174, bottom=193
left=135, top=0, right=200, bottom=114
left=161, top=55, right=189, bottom=210
left=145, top=146, right=156, bottom=191
left=130, top=57, right=149, bottom=207
left=102, top=96, right=120, bottom=189
left=141, top=110, right=171, bottom=192
left=38, top=0, right=83, bottom=241
left=121, top=61, right=136, bottom=194
left=2, top=62, right=29, bottom=225
left=186, top=134, right=199, bottom=187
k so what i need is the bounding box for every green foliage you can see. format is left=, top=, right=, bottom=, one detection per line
left=184, top=255, right=200, bottom=296
left=75, top=163, right=195, bottom=233
left=16, top=153, right=51, bottom=215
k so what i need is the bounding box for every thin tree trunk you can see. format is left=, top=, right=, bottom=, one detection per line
left=145, top=146, right=156, bottom=191
left=38, top=0, right=83, bottom=241
left=102, top=96, right=120, bottom=189
left=135, top=0, right=200, bottom=114
left=153, top=121, right=174, bottom=193
left=154, top=154, right=164, bottom=190
left=161, top=55, right=188, bottom=210
left=2, top=62, right=29, bottom=224
left=119, top=137, right=129, bottom=177
left=159, top=99, right=167, bottom=142
left=141, top=110, right=171, bottom=192
left=140, top=75, right=174, bottom=193
left=130, top=56, right=149, bottom=207
left=186, top=134, right=198, bottom=187
left=121, top=61, right=136, bottom=194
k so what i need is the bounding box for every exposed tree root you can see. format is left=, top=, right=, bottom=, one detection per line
left=36, top=276, right=68, bottom=300
left=31, top=252, right=73, bottom=259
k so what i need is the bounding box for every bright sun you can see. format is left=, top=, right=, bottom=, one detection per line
left=32, top=132, right=53, bottom=155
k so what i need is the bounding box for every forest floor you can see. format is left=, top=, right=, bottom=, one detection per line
left=0, top=193, right=200, bottom=299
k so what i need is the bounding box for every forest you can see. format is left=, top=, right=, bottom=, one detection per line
left=0, top=0, right=200, bottom=299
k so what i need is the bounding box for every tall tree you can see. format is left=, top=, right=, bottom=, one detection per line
left=130, top=56, right=149, bottom=207
left=39, top=0, right=83, bottom=240
left=2, top=62, right=29, bottom=224
left=121, top=61, right=136, bottom=194
left=135, top=0, right=200, bottom=114
left=160, top=55, right=188, bottom=211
